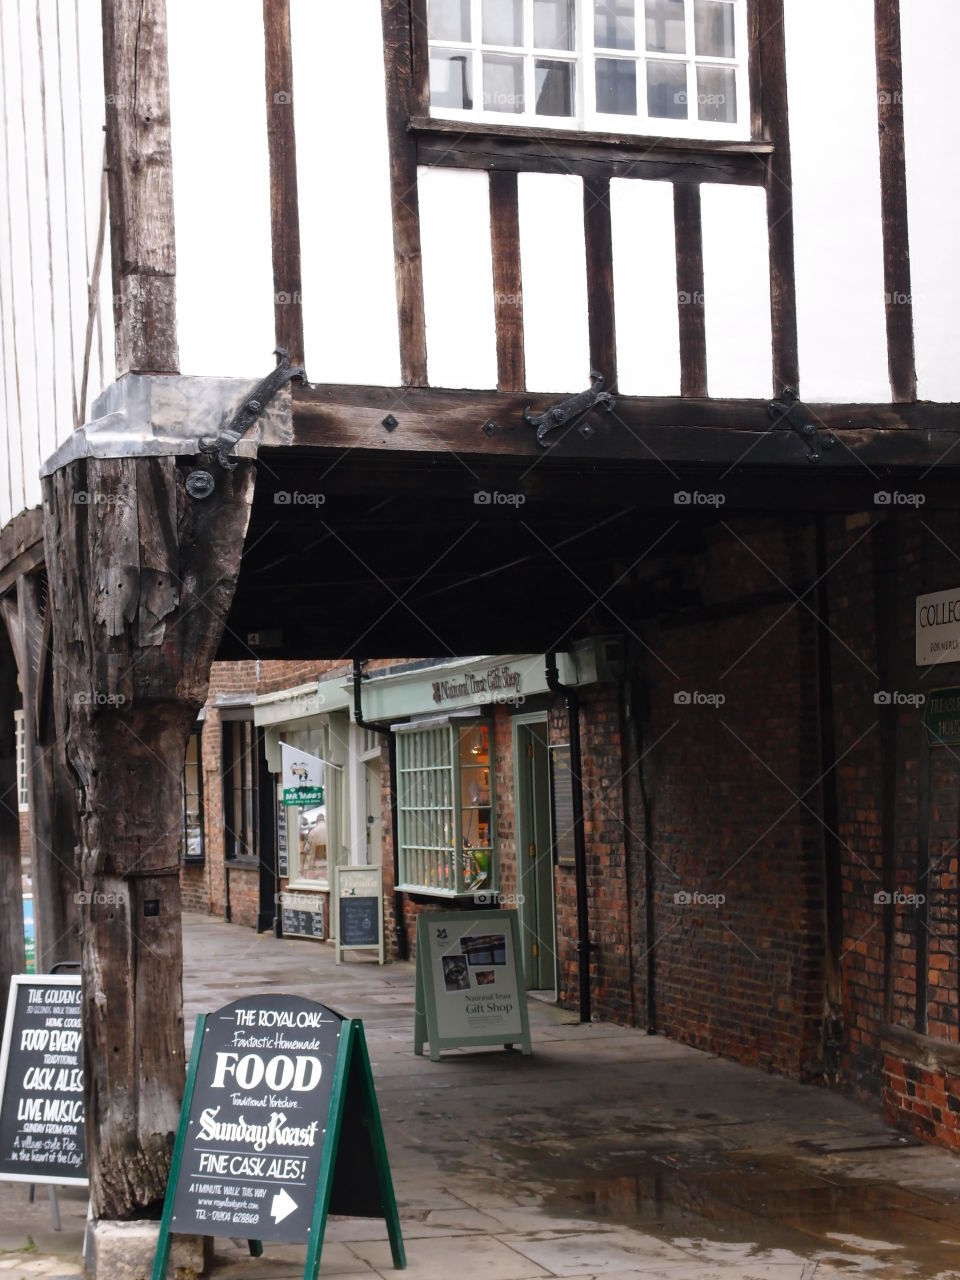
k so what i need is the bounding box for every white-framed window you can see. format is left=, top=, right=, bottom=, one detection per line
left=285, top=718, right=346, bottom=890
left=395, top=718, right=496, bottom=897
left=427, top=0, right=748, bottom=140
left=14, top=710, right=28, bottom=811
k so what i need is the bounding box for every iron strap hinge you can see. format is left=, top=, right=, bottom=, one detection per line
left=768, top=387, right=837, bottom=464
left=525, top=371, right=616, bottom=448
left=199, top=347, right=306, bottom=471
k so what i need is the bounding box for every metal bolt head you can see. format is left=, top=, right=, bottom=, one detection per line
left=185, top=470, right=216, bottom=499
left=382, top=414, right=398, bottom=432
left=481, top=420, right=496, bottom=437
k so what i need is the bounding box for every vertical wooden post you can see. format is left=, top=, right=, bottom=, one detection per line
left=583, top=177, right=617, bottom=388
left=100, top=0, right=178, bottom=375
left=673, top=184, right=707, bottom=398
left=42, top=456, right=255, bottom=1219
left=489, top=171, right=525, bottom=393
left=756, top=0, right=800, bottom=395
left=0, top=628, right=24, bottom=1023
left=874, top=0, right=916, bottom=402
left=263, top=0, right=304, bottom=367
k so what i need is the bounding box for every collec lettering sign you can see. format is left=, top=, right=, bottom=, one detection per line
left=917, top=590, right=960, bottom=666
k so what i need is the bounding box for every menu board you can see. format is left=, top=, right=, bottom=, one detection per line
left=169, top=996, right=341, bottom=1242
left=549, top=745, right=576, bottom=866
left=281, top=903, right=325, bottom=941
left=335, top=867, right=383, bottom=963
left=0, top=976, right=87, bottom=1185
left=277, top=802, right=289, bottom=879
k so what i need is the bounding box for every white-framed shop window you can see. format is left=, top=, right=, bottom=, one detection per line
left=395, top=717, right=496, bottom=897
left=285, top=718, right=346, bottom=890
left=14, top=710, right=27, bottom=811
left=427, top=0, right=748, bottom=139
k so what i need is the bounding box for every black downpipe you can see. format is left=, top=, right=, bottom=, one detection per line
left=352, top=658, right=408, bottom=961
left=546, top=651, right=591, bottom=1023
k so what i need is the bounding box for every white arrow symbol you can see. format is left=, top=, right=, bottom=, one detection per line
left=270, top=1188, right=297, bottom=1224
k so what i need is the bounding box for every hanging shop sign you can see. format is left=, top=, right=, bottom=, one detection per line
left=151, top=995, right=404, bottom=1280
left=0, top=975, right=86, bottom=1186
left=916, top=589, right=960, bottom=667
left=280, top=896, right=325, bottom=942
left=924, top=687, right=960, bottom=746
left=281, top=742, right=325, bottom=807
left=414, top=910, right=531, bottom=1061
left=335, top=866, right=383, bottom=965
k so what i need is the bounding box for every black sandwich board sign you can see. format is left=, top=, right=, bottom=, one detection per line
left=151, top=994, right=404, bottom=1280
left=414, top=910, right=532, bottom=1061
left=0, top=975, right=87, bottom=1185
left=335, top=865, right=384, bottom=964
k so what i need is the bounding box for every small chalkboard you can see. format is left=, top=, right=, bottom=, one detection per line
left=0, top=975, right=87, bottom=1186
left=335, top=867, right=383, bottom=965
left=281, top=904, right=325, bottom=941
left=549, top=744, right=576, bottom=867
left=152, top=996, right=404, bottom=1280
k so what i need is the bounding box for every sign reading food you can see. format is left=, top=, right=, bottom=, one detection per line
left=169, top=996, right=340, bottom=1242
left=0, top=975, right=87, bottom=1185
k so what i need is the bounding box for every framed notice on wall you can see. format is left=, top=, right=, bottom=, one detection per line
left=414, top=910, right=531, bottom=1061
left=549, top=744, right=576, bottom=867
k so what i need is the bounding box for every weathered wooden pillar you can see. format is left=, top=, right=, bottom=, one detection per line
left=0, top=628, right=24, bottom=1023
left=42, top=455, right=254, bottom=1218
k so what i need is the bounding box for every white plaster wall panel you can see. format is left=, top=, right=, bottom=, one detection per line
left=37, top=0, right=77, bottom=446
left=700, top=183, right=772, bottom=398
left=2, top=0, right=38, bottom=515
left=167, top=0, right=274, bottom=378
left=418, top=167, right=496, bottom=389
left=19, top=0, right=54, bottom=504
left=74, top=0, right=113, bottom=406
left=518, top=172, right=590, bottom=393
left=610, top=179, right=681, bottom=397
left=55, top=0, right=97, bottom=424
left=291, top=0, right=400, bottom=386
left=785, top=0, right=888, bottom=402
left=900, top=1, right=960, bottom=402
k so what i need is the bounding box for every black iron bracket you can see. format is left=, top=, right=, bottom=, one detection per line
left=769, top=387, right=837, bottom=464
left=199, top=348, right=305, bottom=471
left=525, top=371, right=616, bottom=448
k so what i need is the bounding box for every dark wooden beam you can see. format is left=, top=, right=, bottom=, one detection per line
left=291, top=382, right=960, bottom=469
left=756, top=0, right=800, bottom=394
left=673, top=184, right=707, bottom=398
left=100, top=0, right=178, bottom=375
left=412, top=117, right=771, bottom=186
left=584, top=177, right=617, bottom=388
left=875, top=0, right=916, bottom=403
left=263, top=0, right=304, bottom=367
left=0, top=628, right=23, bottom=1029
left=489, top=171, right=525, bottom=392
left=381, top=0, right=427, bottom=386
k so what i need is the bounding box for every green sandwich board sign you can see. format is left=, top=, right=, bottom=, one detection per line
left=414, top=910, right=532, bottom=1061
left=151, top=995, right=404, bottom=1279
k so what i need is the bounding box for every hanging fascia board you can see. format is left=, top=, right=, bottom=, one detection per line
left=39, top=371, right=294, bottom=477
left=253, top=677, right=350, bottom=728
left=352, top=651, right=587, bottom=724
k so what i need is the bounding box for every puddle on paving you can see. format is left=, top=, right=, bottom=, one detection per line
left=530, top=1154, right=960, bottom=1277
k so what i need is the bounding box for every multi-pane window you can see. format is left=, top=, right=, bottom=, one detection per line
left=396, top=719, right=496, bottom=896
left=182, top=725, right=205, bottom=862
left=223, top=720, right=259, bottom=862
left=427, top=0, right=747, bottom=138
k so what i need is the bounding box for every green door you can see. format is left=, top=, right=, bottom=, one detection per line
left=516, top=719, right=556, bottom=992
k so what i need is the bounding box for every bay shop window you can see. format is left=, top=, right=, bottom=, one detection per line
left=427, top=0, right=747, bottom=138
left=396, top=718, right=497, bottom=897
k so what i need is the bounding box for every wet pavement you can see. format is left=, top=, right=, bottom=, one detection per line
left=4, top=913, right=960, bottom=1278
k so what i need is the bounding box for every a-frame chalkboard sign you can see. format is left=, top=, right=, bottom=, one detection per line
left=151, top=996, right=404, bottom=1279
